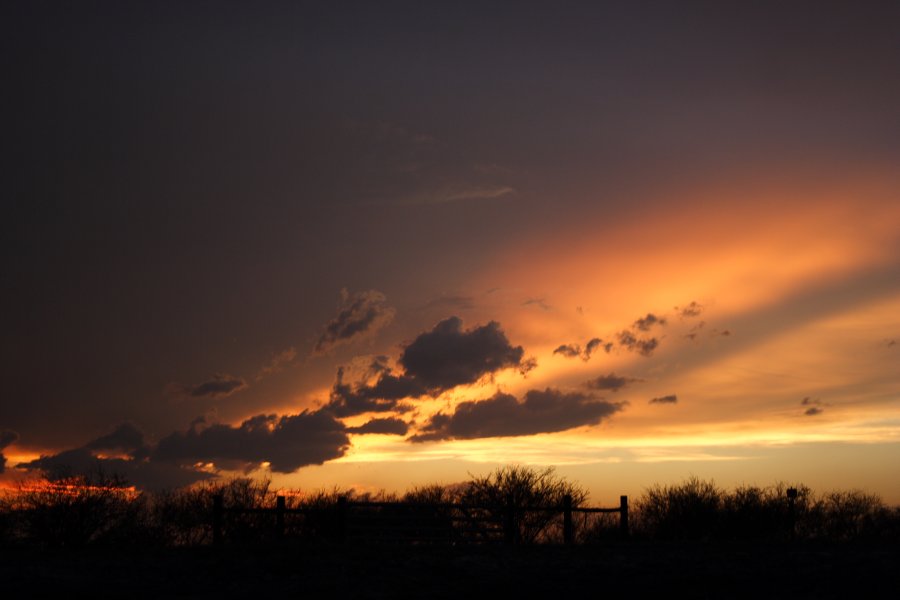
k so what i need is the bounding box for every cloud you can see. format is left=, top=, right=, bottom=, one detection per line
left=523, top=298, right=552, bottom=311
left=1, top=430, right=19, bottom=474
left=554, top=337, right=610, bottom=361
left=557, top=309, right=671, bottom=358
left=327, top=317, right=527, bottom=417
left=15, top=425, right=211, bottom=490
left=685, top=321, right=706, bottom=340
left=585, top=373, right=641, bottom=392
left=347, top=417, right=409, bottom=435
left=410, top=388, right=624, bottom=441
left=18, top=412, right=351, bottom=490
left=314, top=289, right=395, bottom=354
left=678, top=302, right=704, bottom=318
left=169, top=373, right=249, bottom=399
left=398, top=317, right=526, bottom=390
left=153, top=410, right=349, bottom=473
left=84, top=423, right=146, bottom=457
left=649, top=394, right=678, bottom=405
left=553, top=344, right=582, bottom=358
left=256, top=347, right=297, bottom=379
left=633, top=313, right=667, bottom=332
left=408, top=185, right=515, bottom=206
left=617, top=331, right=659, bottom=356
left=326, top=366, right=421, bottom=418
left=18, top=448, right=214, bottom=490
left=583, top=338, right=606, bottom=359
left=801, top=397, right=827, bottom=416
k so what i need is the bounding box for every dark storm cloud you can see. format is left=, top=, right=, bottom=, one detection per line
left=399, top=317, right=525, bottom=390
left=327, top=317, right=528, bottom=417
left=84, top=423, right=145, bottom=456
left=326, top=366, right=420, bottom=418
left=314, top=289, right=395, bottom=354
left=18, top=412, right=349, bottom=489
left=617, top=331, right=660, bottom=356
left=15, top=424, right=210, bottom=489
left=18, top=448, right=214, bottom=490
left=585, top=373, right=641, bottom=392
left=1, top=430, right=19, bottom=474
left=410, top=388, right=624, bottom=442
left=633, top=313, right=667, bottom=332
left=153, top=410, right=349, bottom=474
left=649, top=394, right=678, bottom=405
left=169, top=373, right=249, bottom=399
left=347, top=417, right=409, bottom=436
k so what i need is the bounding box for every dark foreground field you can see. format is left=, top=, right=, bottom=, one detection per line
left=2, top=540, right=897, bottom=599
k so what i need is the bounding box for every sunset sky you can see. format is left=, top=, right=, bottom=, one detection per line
left=3, top=1, right=899, bottom=503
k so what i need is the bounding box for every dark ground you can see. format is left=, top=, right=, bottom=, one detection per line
left=2, top=541, right=897, bottom=598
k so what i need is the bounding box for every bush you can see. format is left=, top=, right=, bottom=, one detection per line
left=807, top=489, right=885, bottom=541
left=720, top=483, right=810, bottom=541
left=636, top=476, right=723, bottom=540
left=459, top=465, right=587, bottom=543
left=11, top=471, right=142, bottom=547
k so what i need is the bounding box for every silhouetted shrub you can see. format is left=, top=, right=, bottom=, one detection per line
left=10, top=472, right=142, bottom=547
left=806, top=489, right=886, bottom=541
left=458, top=465, right=588, bottom=544
left=2, top=468, right=898, bottom=546
left=636, top=477, right=724, bottom=540
left=719, top=483, right=810, bottom=541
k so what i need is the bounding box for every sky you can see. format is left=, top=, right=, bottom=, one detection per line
left=3, top=1, right=899, bottom=503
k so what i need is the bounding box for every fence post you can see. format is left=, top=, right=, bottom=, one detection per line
left=619, top=495, right=629, bottom=538
left=212, top=494, right=224, bottom=546
left=276, top=495, right=285, bottom=540
left=563, top=494, right=573, bottom=545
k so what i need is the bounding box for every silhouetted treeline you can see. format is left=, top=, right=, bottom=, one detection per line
left=0, top=468, right=897, bottom=548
